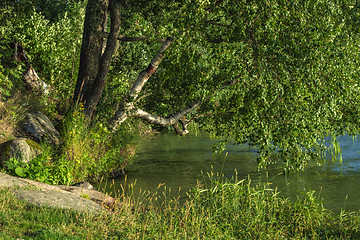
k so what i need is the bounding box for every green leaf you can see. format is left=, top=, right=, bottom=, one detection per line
left=15, top=167, right=27, bottom=177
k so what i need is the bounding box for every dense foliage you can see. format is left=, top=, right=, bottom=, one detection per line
left=0, top=0, right=139, bottom=183
left=0, top=0, right=84, bottom=111
left=1, top=2, right=360, bottom=237
left=1, top=0, right=360, bottom=174
left=116, top=0, right=360, bottom=170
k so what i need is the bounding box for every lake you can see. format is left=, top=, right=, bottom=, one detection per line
left=97, top=132, right=360, bottom=214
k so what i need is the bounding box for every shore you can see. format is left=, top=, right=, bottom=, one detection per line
left=1, top=171, right=360, bottom=239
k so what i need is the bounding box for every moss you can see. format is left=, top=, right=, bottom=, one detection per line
left=0, top=139, right=42, bottom=168
left=25, top=139, right=42, bottom=152
left=80, top=193, right=90, bottom=200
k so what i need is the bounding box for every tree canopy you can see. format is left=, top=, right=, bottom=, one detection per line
left=99, top=0, right=360, bottom=171
left=2, top=0, right=360, bottom=171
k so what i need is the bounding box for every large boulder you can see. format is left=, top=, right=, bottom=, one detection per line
left=0, top=138, right=42, bottom=166
left=13, top=190, right=103, bottom=213
left=21, top=111, right=61, bottom=145
left=0, top=172, right=33, bottom=188
left=0, top=172, right=114, bottom=213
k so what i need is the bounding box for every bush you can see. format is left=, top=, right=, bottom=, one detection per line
left=0, top=2, right=85, bottom=112
left=55, top=105, right=138, bottom=183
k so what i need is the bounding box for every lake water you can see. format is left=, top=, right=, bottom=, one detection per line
left=97, top=133, right=360, bottom=214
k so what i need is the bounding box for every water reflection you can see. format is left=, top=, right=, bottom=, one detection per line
left=97, top=133, right=360, bottom=214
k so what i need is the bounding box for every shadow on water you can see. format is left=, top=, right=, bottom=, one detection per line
left=97, top=133, right=360, bottom=214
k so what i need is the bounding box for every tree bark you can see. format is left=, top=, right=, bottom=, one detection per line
left=72, top=0, right=109, bottom=106
left=108, top=37, right=174, bottom=131
left=131, top=100, right=201, bottom=127
left=128, top=37, right=174, bottom=99
left=84, top=0, right=123, bottom=117
left=98, top=31, right=147, bottom=42
left=13, top=42, right=50, bottom=95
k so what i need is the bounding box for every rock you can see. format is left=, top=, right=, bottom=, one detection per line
left=0, top=138, right=42, bottom=166
left=72, top=181, right=94, bottom=190
left=57, top=185, right=115, bottom=206
left=21, top=111, right=61, bottom=145
left=0, top=172, right=33, bottom=188
left=13, top=190, right=103, bottom=213
left=0, top=172, right=115, bottom=213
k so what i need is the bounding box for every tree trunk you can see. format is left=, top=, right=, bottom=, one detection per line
left=84, top=0, right=123, bottom=117
left=72, top=0, right=109, bottom=107
left=72, top=1, right=203, bottom=134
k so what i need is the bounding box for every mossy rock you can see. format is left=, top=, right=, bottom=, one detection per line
left=21, top=111, right=61, bottom=145
left=0, top=138, right=42, bottom=166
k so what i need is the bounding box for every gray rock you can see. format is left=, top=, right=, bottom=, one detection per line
left=72, top=181, right=94, bottom=190
left=13, top=190, right=103, bottom=213
left=0, top=172, right=115, bottom=213
left=0, top=172, right=33, bottom=188
left=0, top=138, right=42, bottom=166
left=22, top=111, right=61, bottom=145
left=57, top=185, right=115, bottom=206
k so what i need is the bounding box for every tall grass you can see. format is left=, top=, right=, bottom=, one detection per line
left=59, top=105, right=138, bottom=182
left=1, top=174, right=360, bottom=239
left=1, top=102, right=139, bottom=185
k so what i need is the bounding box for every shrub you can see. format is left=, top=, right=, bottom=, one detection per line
left=0, top=2, right=85, bottom=113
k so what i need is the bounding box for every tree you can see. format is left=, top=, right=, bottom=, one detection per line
left=73, top=0, right=360, bottom=171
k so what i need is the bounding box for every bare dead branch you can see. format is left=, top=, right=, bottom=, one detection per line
left=13, top=42, right=51, bottom=95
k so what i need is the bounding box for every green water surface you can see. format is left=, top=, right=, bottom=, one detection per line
left=98, top=132, right=360, bottom=214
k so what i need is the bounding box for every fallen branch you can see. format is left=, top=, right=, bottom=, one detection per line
left=13, top=42, right=51, bottom=95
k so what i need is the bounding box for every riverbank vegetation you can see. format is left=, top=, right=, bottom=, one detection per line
left=2, top=0, right=360, bottom=177
left=1, top=175, right=360, bottom=239
left=1, top=0, right=360, bottom=237
left=0, top=0, right=142, bottom=182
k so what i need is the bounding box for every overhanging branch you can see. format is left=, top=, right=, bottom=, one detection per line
left=130, top=99, right=203, bottom=127
left=109, top=37, right=174, bottom=131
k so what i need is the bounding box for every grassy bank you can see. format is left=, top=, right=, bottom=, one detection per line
left=1, top=174, right=359, bottom=239
left=0, top=95, right=142, bottom=184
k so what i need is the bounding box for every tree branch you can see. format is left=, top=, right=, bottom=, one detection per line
left=129, top=37, right=174, bottom=98
left=97, top=31, right=147, bottom=42
left=13, top=42, right=51, bottom=95
left=130, top=99, right=202, bottom=127
left=98, top=31, right=168, bottom=43
left=109, top=37, right=174, bottom=131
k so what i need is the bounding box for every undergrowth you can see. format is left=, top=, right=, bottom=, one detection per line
left=2, top=104, right=139, bottom=185
left=0, top=174, right=359, bottom=239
